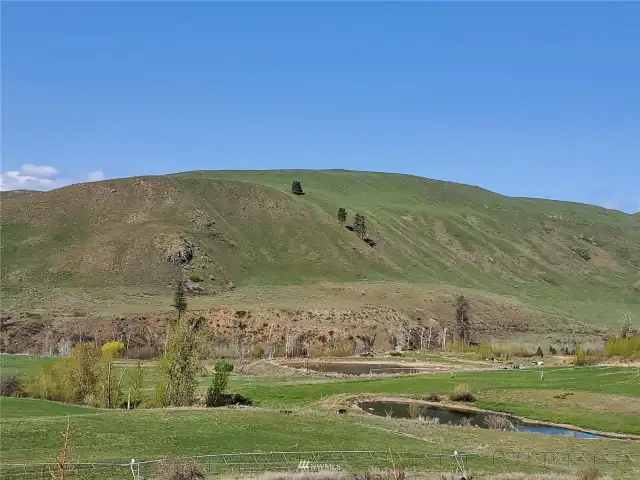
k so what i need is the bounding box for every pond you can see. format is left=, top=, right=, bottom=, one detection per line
left=358, top=401, right=600, bottom=439
left=287, top=361, right=426, bottom=376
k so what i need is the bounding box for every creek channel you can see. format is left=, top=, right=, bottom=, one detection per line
left=287, top=361, right=427, bottom=375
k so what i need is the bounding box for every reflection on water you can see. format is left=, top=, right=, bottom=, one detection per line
left=359, top=401, right=600, bottom=439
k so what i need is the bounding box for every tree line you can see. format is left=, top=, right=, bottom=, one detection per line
left=6, top=282, right=242, bottom=409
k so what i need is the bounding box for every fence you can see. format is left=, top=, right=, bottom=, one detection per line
left=1, top=450, right=638, bottom=479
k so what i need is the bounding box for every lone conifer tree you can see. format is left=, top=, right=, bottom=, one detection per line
left=172, top=280, right=187, bottom=320
left=337, top=207, right=347, bottom=224
left=455, top=295, right=471, bottom=345
left=291, top=181, right=304, bottom=195
left=353, top=213, right=367, bottom=239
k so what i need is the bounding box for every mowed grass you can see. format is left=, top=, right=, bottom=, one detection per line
left=0, top=353, right=57, bottom=377
left=1, top=397, right=639, bottom=477
left=0, top=397, right=103, bottom=418
left=1, top=364, right=639, bottom=478
left=236, top=366, right=640, bottom=435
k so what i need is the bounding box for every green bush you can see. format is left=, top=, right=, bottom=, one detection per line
left=603, top=337, right=640, bottom=359
left=573, top=345, right=600, bottom=365
left=26, top=342, right=104, bottom=405
left=536, top=346, right=544, bottom=357
left=206, top=360, right=234, bottom=407
left=188, top=273, right=204, bottom=283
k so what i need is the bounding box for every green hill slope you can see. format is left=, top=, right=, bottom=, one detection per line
left=1, top=170, right=638, bottom=329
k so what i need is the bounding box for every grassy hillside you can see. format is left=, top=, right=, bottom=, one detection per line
left=1, top=170, right=639, bottom=330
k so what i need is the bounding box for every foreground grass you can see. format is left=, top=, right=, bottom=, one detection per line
left=1, top=397, right=638, bottom=477
left=1, top=365, right=639, bottom=478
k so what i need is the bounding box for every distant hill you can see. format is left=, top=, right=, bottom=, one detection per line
left=1, top=170, right=639, bottom=331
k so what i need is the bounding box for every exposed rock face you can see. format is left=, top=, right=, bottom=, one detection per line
left=165, top=240, right=194, bottom=265
left=185, top=281, right=204, bottom=294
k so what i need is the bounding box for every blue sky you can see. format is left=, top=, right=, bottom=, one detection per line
left=1, top=2, right=639, bottom=213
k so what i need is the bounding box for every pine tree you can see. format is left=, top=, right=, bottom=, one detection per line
left=172, top=280, right=187, bottom=320
left=337, top=207, right=347, bottom=225
left=291, top=181, right=304, bottom=195
left=455, top=295, right=471, bottom=345
left=353, top=213, right=367, bottom=239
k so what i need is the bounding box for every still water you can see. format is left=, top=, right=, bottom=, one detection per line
left=358, top=401, right=600, bottom=439
left=288, top=362, right=425, bottom=375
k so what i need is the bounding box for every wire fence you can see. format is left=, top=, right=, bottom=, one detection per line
left=1, top=450, right=638, bottom=480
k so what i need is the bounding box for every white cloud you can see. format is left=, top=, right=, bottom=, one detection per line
left=0, top=169, right=64, bottom=191
left=0, top=164, right=107, bottom=191
left=20, top=164, right=58, bottom=178
left=87, top=170, right=106, bottom=182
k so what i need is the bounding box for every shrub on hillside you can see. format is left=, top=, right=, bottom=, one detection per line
left=449, top=383, right=475, bottom=402
left=188, top=273, right=203, bottom=283
left=0, top=375, right=25, bottom=397
left=535, top=346, right=544, bottom=357
left=291, top=181, right=304, bottom=195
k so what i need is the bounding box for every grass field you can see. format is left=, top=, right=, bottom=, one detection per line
left=1, top=397, right=639, bottom=476
left=236, top=366, right=640, bottom=435
left=2, top=353, right=640, bottom=478
left=4, top=354, right=639, bottom=434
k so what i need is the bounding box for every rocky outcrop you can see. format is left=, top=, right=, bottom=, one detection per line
left=165, top=238, right=194, bottom=265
